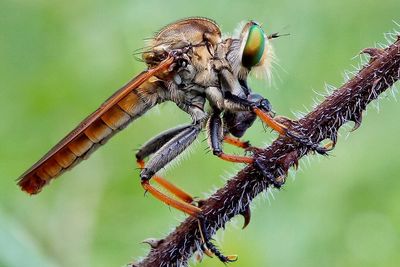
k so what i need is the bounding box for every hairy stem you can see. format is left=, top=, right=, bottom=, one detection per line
left=132, top=35, right=400, bottom=267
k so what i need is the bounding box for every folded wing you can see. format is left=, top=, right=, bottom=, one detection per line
left=18, top=57, right=174, bottom=194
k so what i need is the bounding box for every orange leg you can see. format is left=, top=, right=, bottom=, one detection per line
left=137, top=160, right=200, bottom=216
left=253, top=107, right=332, bottom=155
left=137, top=160, right=234, bottom=260
left=141, top=180, right=201, bottom=216
left=253, top=107, right=287, bottom=135
left=138, top=160, right=194, bottom=203
left=217, top=153, right=254, bottom=164
left=152, top=176, right=194, bottom=204
left=213, top=135, right=254, bottom=164
left=223, top=136, right=250, bottom=149
left=209, top=113, right=255, bottom=165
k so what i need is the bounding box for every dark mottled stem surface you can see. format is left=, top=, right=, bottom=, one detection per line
left=132, top=36, right=400, bottom=267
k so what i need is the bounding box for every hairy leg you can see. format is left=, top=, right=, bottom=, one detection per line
left=136, top=125, right=194, bottom=203
left=207, top=112, right=254, bottom=164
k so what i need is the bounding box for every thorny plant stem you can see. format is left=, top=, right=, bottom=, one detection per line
left=132, top=36, right=400, bottom=267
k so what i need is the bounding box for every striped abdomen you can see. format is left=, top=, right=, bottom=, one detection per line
left=18, top=79, right=163, bottom=194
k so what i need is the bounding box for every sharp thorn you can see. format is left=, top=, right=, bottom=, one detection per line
left=240, top=206, right=252, bottom=229
left=351, top=121, right=362, bottom=132
left=361, top=48, right=385, bottom=62
left=141, top=238, right=163, bottom=249
left=350, top=112, right=363, bottom=132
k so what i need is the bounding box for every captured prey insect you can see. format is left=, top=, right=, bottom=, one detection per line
left=18, top=17, right=327, bottom=263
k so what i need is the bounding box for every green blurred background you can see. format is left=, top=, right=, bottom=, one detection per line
left=1, top=0, right=399, bottom=266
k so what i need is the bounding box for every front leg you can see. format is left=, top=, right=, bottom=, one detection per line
left=217, top=68, right=331, bottom=153
left=223, top=92, right=331, bottom=154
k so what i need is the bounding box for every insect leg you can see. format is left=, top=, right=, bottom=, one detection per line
left=252, top=107, right=287, bottom=135
left=138, top=122, right=237, bottom=261
left=197, top=218, right=238, bottom=263
left=224, top=92, right=330, bottom=154
left=223, top=135, right=251, bottom=149
left=208, top=112, right=253, bottom=164
left=254, top=107, right=330, bottom=154
left=136, top=125, right=194, bottom=203
left=140, top=123, right=202, bottom=216
left=222, top=91, right=287, bottom=133
left=136, top=125, right=191, bottom=161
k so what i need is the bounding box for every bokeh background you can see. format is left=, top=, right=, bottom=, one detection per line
left=1, top=0, right=400, bottom=266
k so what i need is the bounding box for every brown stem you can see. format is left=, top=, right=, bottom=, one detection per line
left=131, top=35, right=400, bottom=267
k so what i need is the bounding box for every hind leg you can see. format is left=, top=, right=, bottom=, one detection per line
left=136, top=124, right=200, bottom=213
left=136, top=125, right=195, bottom=204
left=137, top=122, right=204, bottom=215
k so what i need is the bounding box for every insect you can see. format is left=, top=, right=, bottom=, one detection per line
left=18, top=17, right=326, bottom=263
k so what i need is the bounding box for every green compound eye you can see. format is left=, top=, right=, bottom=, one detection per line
left=242, top=25, right=265, bottom=69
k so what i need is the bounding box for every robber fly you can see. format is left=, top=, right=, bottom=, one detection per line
left=18, top=17, right=325, bottom=263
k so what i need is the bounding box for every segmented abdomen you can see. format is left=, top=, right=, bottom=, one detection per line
left=18, top=82, right=161, bottom=194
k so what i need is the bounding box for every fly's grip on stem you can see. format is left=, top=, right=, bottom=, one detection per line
left=135, top=35, right=400, bottom=267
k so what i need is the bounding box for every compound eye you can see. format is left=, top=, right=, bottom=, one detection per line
left=242, top=25, right=265, bottom=69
